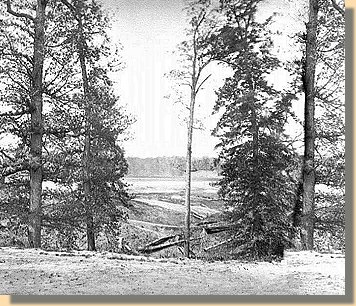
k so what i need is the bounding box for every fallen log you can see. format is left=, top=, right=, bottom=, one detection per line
left=191, top=211, right=204, bottom=220
left=144, top=234, right=181, bottom=248
left=138, top=239, right=184, bottom=254
left=138, top=237, right=201, bottom=254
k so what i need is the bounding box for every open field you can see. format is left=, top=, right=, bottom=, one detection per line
left=125, top=176, right=222, bottom=217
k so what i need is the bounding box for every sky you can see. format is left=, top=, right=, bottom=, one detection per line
left=100, top=0, right=304, bottom=158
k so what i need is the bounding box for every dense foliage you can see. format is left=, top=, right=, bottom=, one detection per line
left=212, top=0, right=299, bottom=259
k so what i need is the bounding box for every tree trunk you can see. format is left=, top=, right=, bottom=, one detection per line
left=28, top=0, right=47, bottom=249
left=184, top=90, right=195, bottom=258
left=76, top=1, right=95, bottom=251
left=250, top=92, right=260, bottom=234
left=183, top=19, right=200, bottom=258
left=302, top=0, right=318, bottom=250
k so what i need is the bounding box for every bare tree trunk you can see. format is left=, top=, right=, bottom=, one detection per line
left=184, top=19, right=200, bottom=258
left=302, top=0, right=318, bottom=250
left=184, top=90, right=195, bottom=258
left=28, top=0, right=47, bottom=248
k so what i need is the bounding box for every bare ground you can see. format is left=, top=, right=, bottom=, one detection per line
left=0, top=247, right=345, bottom=295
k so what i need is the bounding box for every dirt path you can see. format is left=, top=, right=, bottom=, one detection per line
left=0, top=247, right=344, bottom=295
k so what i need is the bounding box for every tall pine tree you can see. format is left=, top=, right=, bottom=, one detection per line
left=43, top=0, right=132, bottom=251
left=213, top=0, right=297, bottom=259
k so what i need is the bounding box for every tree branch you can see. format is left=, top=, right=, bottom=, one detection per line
left=195, top=73, right=211, bottom=94
left=315, top=218, right=344, bottom=228
left=59, top=0, right=74, bottom=11
left=60, top=0, right=80, bottom=21
left=0, top=109, right=29, bottom=117
left=6, top=0, right=34, bottom=21
left=0, top=148, right=16, bottom=162
left=330, top=0, right=345, bottom=17
left=1, top=164, right=30, bottom=177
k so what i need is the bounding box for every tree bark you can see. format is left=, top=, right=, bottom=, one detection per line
left=302, top=0, right=318, bottom=250
left=28, top=0, right=47, bottom=248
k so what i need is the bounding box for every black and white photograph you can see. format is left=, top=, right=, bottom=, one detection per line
left=0, top=0, right=346, bottom=296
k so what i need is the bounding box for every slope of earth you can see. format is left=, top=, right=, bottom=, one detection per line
left=0, top=247, right=345, bottom=295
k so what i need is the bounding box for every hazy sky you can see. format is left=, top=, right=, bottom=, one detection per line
left=101, top=0, right=303, bottom=158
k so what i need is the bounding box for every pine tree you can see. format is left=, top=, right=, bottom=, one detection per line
left=213, top=0, right=297, bottom=259
left=43, top=0, right=132, bottom=251
left=42, top=68, right=132, bottom=251
left=0, top=0, right=51, bottom=248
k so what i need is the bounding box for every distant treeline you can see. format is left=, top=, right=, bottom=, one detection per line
left=126, top=157, right=219, bottom=177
